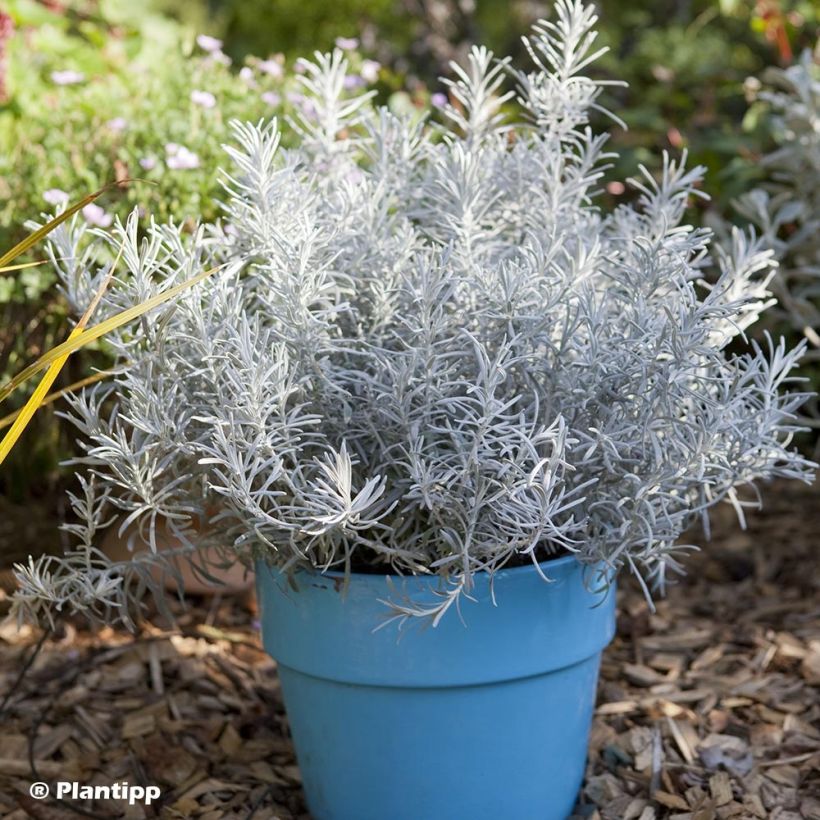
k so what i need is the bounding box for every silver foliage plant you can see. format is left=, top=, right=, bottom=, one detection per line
left=13, top=0, right=815, bottom=628
left=733, top=49, right=820, bottom=352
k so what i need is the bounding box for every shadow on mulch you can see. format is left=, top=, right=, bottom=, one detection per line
left=0, top=480, right=818, bottom=819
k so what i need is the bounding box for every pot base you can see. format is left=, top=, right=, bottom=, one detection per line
left=279, top=654, right=601, bottom=820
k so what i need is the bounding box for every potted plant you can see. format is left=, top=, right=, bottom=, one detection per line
left=12, top=2, right=814, bottom=817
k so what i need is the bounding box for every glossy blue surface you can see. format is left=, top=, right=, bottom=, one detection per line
left=256, top=555, right=617, bottom=820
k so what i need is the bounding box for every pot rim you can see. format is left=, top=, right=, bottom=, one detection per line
left=256, top=549, right=616, bottom=686
left=275, top=548, right=587, bottom=581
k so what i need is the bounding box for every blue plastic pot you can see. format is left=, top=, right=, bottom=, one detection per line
left=256, top=554, right=616, bottom=820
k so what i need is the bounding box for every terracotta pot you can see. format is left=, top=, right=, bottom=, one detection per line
left=101, top=519, right=253, bottom=595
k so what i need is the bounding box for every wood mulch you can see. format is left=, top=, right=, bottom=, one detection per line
left=0, top=480, right=817, bottom=819
left=584, top=480, right=820, bottom=820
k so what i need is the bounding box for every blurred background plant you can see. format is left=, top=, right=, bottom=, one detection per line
left=730, top=50, right=819, bottom=349
left=0, top=0, right=817, bottom=566
left=723, top=46, right=820, bottom=430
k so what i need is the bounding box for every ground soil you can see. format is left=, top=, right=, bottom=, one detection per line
left=0, top=479, right=817, bottom=819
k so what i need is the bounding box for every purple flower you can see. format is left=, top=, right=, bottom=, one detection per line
left=43, top=188, right=69, bottom=206
left=191, top=89, right=216, bottom=109
left=343, top=74, right=365, bottom=89
left=334, top=37, right=359, bottom=50
left=106, top=117, right=128, bottom=132
left=51, top=70, right=85, bottom=86
left=431, top=92, right=448, bottom=108
left=196, top=34, right=223, bottom=53
left=239, top=66, right=255, bottom=84
left=82, top=203, right=112, bottom=228
left=210, top=51, right=231, bottom=66
left=286, top=91, right=316, bottom=116
left=139, top=156, right=158, bottom=171
left=261, top=91, right=281, bottom=107
left=299, top=99, right=317, bottom=117
left=361, top=59, right=381, bottom=84
left=258, top=59, right=283, bottom=79
left=166, top=144, right=200, bottom=170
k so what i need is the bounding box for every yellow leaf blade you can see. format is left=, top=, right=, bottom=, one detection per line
left=0, top=330, right=82, bottom=465
left=0, top=181, right=127, bottom=270
left=0, top=260, right=47, bottom=274
left=0, top=237, right=126, bottom=464
left=0, top=369, right=117, bottom=431
left=0, top=264, right=223, bottom=404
